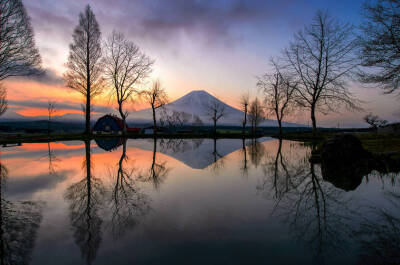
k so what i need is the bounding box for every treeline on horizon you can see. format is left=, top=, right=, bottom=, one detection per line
left=0, top=0, right=399, bottom=136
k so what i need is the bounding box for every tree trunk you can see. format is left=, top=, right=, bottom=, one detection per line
left=118, top=104, right=126, bottom=135
left=311, top=106, right=317, bottom=135
left=85, top=29, right=91, bottom=136
left=85, top=140, right=91, bottom=207
left=278, top=119, right=282, bottom=137
left=242, top=107, right=247, bottom=135
left=152, top=105, right=157, bottom=135
left=86, top=93, right=90, bottom=136
left=213, top=119, right=217, bottom=136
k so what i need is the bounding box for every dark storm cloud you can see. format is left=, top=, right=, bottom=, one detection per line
left=31, top=68, right=64, bottom=85
left=26, top=0, right=297, bottom=44
left=109, top=0, right=296, bottom=42
left=10, top=68, right=64, bottom=86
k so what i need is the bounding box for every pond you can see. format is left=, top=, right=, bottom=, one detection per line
left=1, top=138, right=399, bottom=265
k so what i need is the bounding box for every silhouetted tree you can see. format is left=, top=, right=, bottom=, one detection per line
left=240, top=93, right=250, bottom=135
left=248, top=97, right=265, bottom=135
left=359, top=0, right=400, bottom=95
left=209, top=138, right=226, bottom=174
left=139, top=138, right=169, bottom=190
left=258, top=60, right=296, bottom=136
left=142, top=80, right=168, bottom=135
left=108, top=139, right=150, bottom=238
left=0, top=85, right=7, bottom=117
left=204, top=98, right=226, bottom=136
left=104, top=31, right=153, bottom=134
left=240, top=138, right=249, bottom=177
left=65, top=140, right=105, bottom=264
left=46, top=142, right=59, bottom=176
left=0, top=0, right=42, bottom=81
left=247, top=138, right=266, bottom=168
left=47, top=100, right=56, bottom=135
left=192, top=115, right=204, bottom=126
left=64, top=5, right=104, bottom=136
left=160, top=110, right=191, bottom=129
left=363, top=112, right=388, bottom=130
left=284, top=10, right=361, bottom=134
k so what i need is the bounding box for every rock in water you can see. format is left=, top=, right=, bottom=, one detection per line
left=320, top=134, right=372, bottom=191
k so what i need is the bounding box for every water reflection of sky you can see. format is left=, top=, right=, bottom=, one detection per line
left=0, top=138, right=399, bottom=265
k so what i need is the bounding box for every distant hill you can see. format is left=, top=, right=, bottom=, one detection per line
left=129, top=90, right=304, bottom=127
left=0, top=90, right=306, bottom=127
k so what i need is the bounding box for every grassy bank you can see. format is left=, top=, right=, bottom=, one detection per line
left=279, top=131, right=400, bottom=155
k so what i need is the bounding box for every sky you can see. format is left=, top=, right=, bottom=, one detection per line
left=4, top=0, right=400, bottom=127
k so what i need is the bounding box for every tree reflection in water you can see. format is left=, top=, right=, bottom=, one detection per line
left=257, top=139, right=304, bottom=200
left=47, top=142, right=59, bottom=176
left=356, top=189, right=400, bottom=265
left=65, top=140, right=106, bottom=265
left=258, top=140, right=355, bottom=264
left=139, top=138, right=170, bottom=190
left=0, top=151, right=43, bottom=265
left=107, top=139, right=150, bottom=238
left=208, top=138, right=226, bottom=174
left=159, top=138, right=203, bottom=154
left=240, top=138, right=249, bottom=177
left=248, top=138, right=266, bottom=168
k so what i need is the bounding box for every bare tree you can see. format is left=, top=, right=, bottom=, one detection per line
left=283, top=10, right=361, bottom=134
left=258, top=61, right=297, bottom=136
left=47, top=100, right=57, bottom=135
left=64, top=5, right=104, bottom=136
left=204, top=98, right=226, bottom=136
left=0, top=0, right=42, bottom=81
left=141, top=80, right=168, bottom=135
left=363, top=113, right=388, bottom=130
left=248, top=97, right=265, bottom=135
left=104, top=31, right=154, bottom=134
left=0, top=84, right=7, bottom=117
left=192, top=115, right=204, bottom=126
left=359, top=0, right=400, bottom=95
left=240, top=92, right=250, bottom=135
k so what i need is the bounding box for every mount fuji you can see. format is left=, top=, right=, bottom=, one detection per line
left=129, top=90, right=303, bottom=127
left=0, top=90, right=305, bottom=127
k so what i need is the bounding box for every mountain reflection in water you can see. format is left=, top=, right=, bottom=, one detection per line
left=0, top=138, right=399, bottom=265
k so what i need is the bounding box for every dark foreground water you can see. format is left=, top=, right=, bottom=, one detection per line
left=1, top=138, right=399, bottom=265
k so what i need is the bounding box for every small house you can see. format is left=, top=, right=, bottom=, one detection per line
left=93, top=114, right=140, bottom=134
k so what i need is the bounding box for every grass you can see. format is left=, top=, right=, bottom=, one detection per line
left=279, top=131, right=400, bottom=155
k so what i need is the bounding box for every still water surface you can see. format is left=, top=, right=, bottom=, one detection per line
left=1, top=138, right=399, bottom=265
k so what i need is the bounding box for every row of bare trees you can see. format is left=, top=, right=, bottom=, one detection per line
left=257, top=11, right=361, bottom=136
left=64, top=5, right=167, bottom=136
left=258, top=2, right=400, bottom=135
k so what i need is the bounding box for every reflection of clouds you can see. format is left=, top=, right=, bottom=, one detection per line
left=5, top=171, right=69, bottom=197
left=355, top=191, right=400, bottom=264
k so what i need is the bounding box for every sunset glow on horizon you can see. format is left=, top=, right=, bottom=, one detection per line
left=3, top=0, right=399, bottom=127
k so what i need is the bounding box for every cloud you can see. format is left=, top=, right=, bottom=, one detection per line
left=26, top=0, right=297, bottom=47
left=8, top=99, right=115, bottom=114
left=10, top=68, right=64, bottom=86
